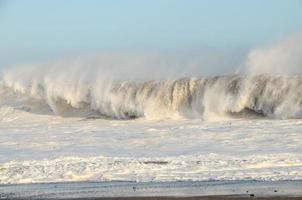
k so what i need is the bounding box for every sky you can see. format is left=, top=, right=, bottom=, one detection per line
left=0, top=0, right=302, bottom=68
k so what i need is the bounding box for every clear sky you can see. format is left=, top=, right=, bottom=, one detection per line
left=0, top=0, right=302, bottom=67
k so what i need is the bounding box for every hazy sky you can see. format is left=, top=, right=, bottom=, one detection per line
left=0, top=0, right=302, bottom=67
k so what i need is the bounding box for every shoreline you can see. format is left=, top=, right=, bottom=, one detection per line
left=1, top=180, right=302, bottom=199
left=4, top=195, right=302, bottom=200
left=5, top=196, right=302, bottom=200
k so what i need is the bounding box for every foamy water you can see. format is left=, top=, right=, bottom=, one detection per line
left=1, top=105, right=302, bottom=184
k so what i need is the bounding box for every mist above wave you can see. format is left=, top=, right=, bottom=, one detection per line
left=242, top=33, right=302, bottom=75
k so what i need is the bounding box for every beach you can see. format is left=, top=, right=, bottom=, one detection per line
left=1, top=181, right=302, bottom=199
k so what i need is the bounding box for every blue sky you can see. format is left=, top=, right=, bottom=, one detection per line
left=0, top=0, right=302, bottom=67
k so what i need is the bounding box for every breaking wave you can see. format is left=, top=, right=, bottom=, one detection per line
left=1, top=74, right=302, bottom=120
left=0, top=33, right=301, bottom=120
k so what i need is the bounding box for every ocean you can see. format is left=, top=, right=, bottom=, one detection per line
left=0, top=75, right=302, bottom=185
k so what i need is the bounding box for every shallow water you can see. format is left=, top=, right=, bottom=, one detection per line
left=1, top=110, right=302, bottom=184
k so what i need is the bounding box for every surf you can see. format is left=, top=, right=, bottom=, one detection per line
left=1, top=74, right=302, bottom=120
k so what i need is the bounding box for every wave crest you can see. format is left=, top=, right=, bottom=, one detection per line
left=1, top=74, right=302, bottom=120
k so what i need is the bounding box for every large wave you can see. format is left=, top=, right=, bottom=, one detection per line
left=1, top=74, right=302, bottom=120
left=1, top=34, right=302, bottom=120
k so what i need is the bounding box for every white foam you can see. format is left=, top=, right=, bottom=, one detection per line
left=1, top=153, right=302, bottom=184
left=1, top=111, right=302, bottom=184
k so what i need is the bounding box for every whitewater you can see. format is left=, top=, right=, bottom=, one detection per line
left=3, top=74, right=302, bottom=120
left=0, top=34, right=302, bottom=185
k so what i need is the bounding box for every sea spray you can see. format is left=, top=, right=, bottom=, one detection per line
left=1, top=74, right=302, bottom=119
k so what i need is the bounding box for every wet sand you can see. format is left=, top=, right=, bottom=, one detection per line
left=1, top=180, right=302, bottom=199
left=69, top=196, right=302, bottom=200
